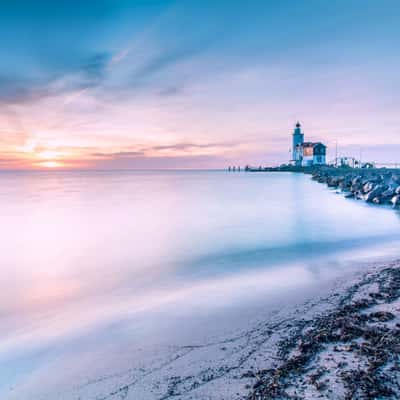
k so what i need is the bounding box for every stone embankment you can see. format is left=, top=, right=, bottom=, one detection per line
left=308, top=167, right=400, bottom=208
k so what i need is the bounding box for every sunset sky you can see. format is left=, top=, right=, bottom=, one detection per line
left=1, top=0, right=400, bottom=169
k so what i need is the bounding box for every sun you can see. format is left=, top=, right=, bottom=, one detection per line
left=39, top=161, right=63, bottom=168
left=34, top=149, right=65, bottom=168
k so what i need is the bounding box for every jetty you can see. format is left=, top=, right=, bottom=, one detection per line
left=308, top=166, right=400, bottom=208
left=244, top=164, right=400, bottom=208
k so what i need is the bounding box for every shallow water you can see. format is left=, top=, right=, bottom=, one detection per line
left=1, top=170, right=399, bottom=398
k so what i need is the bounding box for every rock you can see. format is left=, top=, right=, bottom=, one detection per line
left=308, top=167, right=400, bottom=212
left=392, top=175, right=400, bottom=184
left=363, top=182, right=375, bottom=193
left=391, top=195, right=400, bottom=208
left=367, top=311, right=395, bottom=322
left=380, top=187, right=396, bottom=202
left=365, top=185, right=385, bottom=202
left=253, top=380, right=263, bottom=389
left=241, top=371, right=256, bottom=378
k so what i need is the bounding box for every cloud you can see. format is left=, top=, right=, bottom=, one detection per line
left=157, top=85, right=184, bottom=97
left=0, top=156, right=30, bottom=169
left=81, top=52, right=111, bottom=88
left=91, top=151, right=145, bottom=158
left=0, top=3, right=214, bottom=106
left=0, top=74, right=50, bottom=104
left=91, top=142, right=240, bottom=158
left=0, top=50, right=114, bottom=106
left=149, top=142, right=235, bottom=151
left=126, top=37, right=214, bottom=88
left=0, top=36, right=201, bottom=105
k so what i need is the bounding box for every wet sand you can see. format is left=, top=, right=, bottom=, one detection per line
left=248, top=261, right=400, bottom=400
left=43, top=260, right=399, bottom=400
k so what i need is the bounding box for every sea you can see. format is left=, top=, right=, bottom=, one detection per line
left=1, top=170, right=400, bottom=399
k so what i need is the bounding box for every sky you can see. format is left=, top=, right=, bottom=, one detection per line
left=1, top=0, right=400, bottom=169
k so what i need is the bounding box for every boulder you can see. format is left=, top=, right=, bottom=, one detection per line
left=381, top=188, right=395, bottom=198
left=392, top=175, right=400, bottom=184
left=391, top=195, right=400, bottom=208
left=350, top=183, right=362, bottom=192
left=362, top=182, right=375, bottom=194
left=380, top=185, right=397, bottom=203
left=327, top=176, right=342, bottom=187
left=365, top=185, right=385, bottom=202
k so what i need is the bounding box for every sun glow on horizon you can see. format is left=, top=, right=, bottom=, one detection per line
left=39, top=161, right=63, bottom=168
left=31, top=147, right=71, bottom=169
left=37, top=150, right=63, bottom=160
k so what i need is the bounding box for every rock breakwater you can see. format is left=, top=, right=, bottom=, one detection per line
left=309, top=167, right=400, bottom=208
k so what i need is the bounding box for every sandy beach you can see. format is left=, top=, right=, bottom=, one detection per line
left=248, top=261, right=400, bottom=400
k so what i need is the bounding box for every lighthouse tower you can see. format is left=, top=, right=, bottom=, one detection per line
left=292, top=121, right=304, bottom=165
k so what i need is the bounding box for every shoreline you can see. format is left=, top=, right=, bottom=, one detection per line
left=158, top=260, right=400, bottom=400
left=55, top=259, right=400, bottom=400
left=248, top=261, right=400, bottom=400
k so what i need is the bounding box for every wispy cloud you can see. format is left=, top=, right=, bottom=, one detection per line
left=157, top=85, right=185, bottom=97
left=0, top=51, right=112, bottom=105
left=92, top=151, right=145, bottom=158
left=130, top=40, right=213, bottom=84
left=90, top=141, right=241, bottom=159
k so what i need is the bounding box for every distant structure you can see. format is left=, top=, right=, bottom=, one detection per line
left=338, top=157, right=358, bottom=168
left=291, top=122, right=326, bottom=167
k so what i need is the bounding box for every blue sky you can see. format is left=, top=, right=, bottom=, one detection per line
left=1, top=0, right=400, bottom=168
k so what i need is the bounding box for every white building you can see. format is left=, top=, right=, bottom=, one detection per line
left=291, top=122, right=326, bottom=167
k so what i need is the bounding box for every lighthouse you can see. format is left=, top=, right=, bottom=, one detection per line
left=292, top=121, right=304, bottom=165
left=289, top=121, right=327, bottom=166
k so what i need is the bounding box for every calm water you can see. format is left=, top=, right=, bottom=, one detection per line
left=1, top=170, right=400, bottom=398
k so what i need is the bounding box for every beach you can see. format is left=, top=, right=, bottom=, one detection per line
left=20, top=259, right=398, bottom=400
left=248, top=260, right=400, bottom=400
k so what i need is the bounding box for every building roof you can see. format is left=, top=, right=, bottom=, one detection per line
left=301, top=141, right=326, bottom=148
